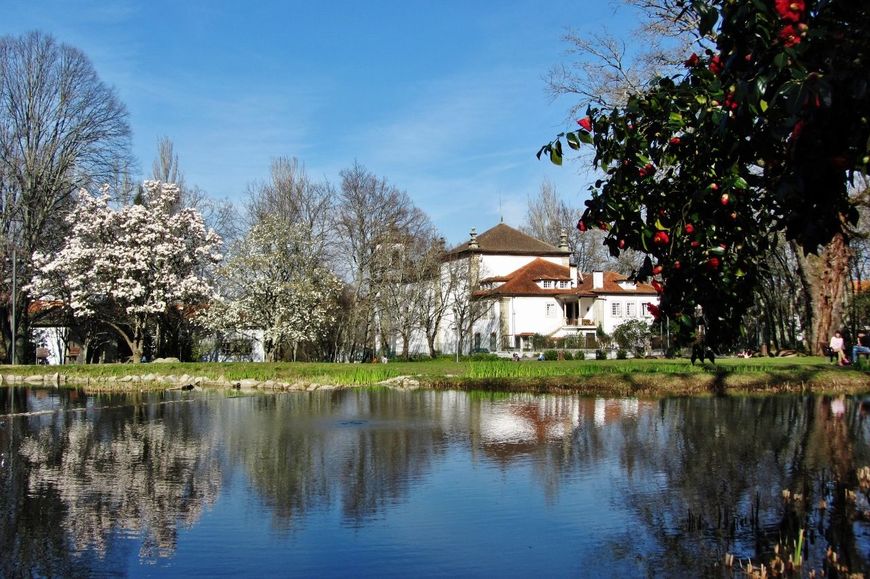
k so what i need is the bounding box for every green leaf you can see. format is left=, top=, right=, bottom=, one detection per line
left=549, top=141, right=563, bottom=165
left=695, top=94, right=708, bottom=105
left=669, top=112, right=684, bottom=125
left=759, top=99, right=768, bottom=112
left=773, top=53, right=787, bottom=70
left=578, top=130, right=594, bottom=145
left=732, top=176, right=748, bottom=189
left=566, top=132, right=581, bottom=150
left=654, top=218, right=669, bottom=231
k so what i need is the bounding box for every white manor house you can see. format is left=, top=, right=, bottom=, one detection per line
left=431, top=223, right=659, bottom=355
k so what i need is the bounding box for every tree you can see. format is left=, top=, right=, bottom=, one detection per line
left=612, top=319, right=653, bottom=357
left=370, top=227, right=442, bottom=359
left=416, top=238, right=454, bottom=358
left=335, top=162, right=431, bottom=360
left=0, top=31, right=131, bottom=362
left=444, top=258, right=492, bottom=361
left=204, top=215, right=341, bottom=362
left=540, top=0, right=870, bottom=350
left=28, top=181, right=222, bottom=363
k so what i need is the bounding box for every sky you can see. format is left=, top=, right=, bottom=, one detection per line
left=3, top=0, right=641, bottom=245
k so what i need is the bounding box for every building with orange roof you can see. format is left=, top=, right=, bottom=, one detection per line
left=433, top=223, right=659, bottom=355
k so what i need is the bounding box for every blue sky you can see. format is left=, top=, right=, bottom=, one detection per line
left=3, top=0, right=639, bottom=244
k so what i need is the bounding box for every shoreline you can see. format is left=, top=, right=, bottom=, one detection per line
left=3, top=368, right=870, bottom=398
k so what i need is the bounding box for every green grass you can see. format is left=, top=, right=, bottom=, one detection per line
left=2, top=354, right=862, bottom=385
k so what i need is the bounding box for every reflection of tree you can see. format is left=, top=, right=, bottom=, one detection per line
left=1, top=390, right=222, bottom=574
left=612, top=396, right=870, bottom=575
left=224, top=390, right=449, bottom=528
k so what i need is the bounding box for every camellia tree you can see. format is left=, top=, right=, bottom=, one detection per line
left=28, top=181, right=222, bottom=363
left=540, top=0, right=870, bottom=350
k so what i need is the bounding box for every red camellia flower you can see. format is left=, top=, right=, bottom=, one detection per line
left=647, top=303, right=661, bottom=319
left=673, top=260, right=681, bottom=270
left=720, top=193, right=730, bottom=206
left=638, top=163, right=655, bottom=178
left=779, top=24, right=801, bottom=47
left=709, top=54, right=724, bottom=75
left=685, top=53, right=700, bottom=68
left=691, top=240, right=701, bottom=248
left=651, top=279, right=664, bottom=294
left=652, top=231, right=669, bottom=245
left=669, top=136, right=681, bottom=146
left=652, top=265, right=663, bottom=275
left=577, top=219, right=587, bottom=232
left=618, top=239, right=625, bottom=249
left=707, top=256, right=721, bottom=270
left=684, top=223, right=695, bottom=234
left=577, top=116, right=593, bottom=132
left=790, top=120, right=805, bottom=141
left=775, top=0, right=805, bottom=23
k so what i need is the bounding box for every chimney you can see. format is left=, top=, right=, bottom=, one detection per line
left=468, top=227, right=479, bottom=249
left=592, top=271, right=604, bottom=289
left=558, top=229, right=569, bottom=251
left=569, top=264, right=577, bottom=286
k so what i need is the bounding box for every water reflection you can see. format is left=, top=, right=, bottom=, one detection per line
left=1, top=388, right=869, bottom=576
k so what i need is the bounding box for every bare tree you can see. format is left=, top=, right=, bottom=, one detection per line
left=246, top=157, right=334, bottom=261
left=545, top=1, right=704, bottom=115
left=371, top=227, right=444, bottom=359
left=444, top=258, right=492, bottom=361
left=0, top=31, right=131, bottom=362
left=522, top=180, right=616, bottom=273
left=417, top=238, right=454, bottom=358
left=336, top=162, right=430, bottom=360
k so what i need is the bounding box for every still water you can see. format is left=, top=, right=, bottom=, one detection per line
left=2, top=387, right=870, bottom=577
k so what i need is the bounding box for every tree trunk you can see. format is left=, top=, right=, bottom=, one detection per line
left=793, top=234, right=851, bottom=354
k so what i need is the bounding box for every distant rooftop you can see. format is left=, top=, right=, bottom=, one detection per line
left=445, top=223, right=569, bottom=258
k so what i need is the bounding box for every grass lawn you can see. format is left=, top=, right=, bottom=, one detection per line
left=2, top=355, right=869, bottom=396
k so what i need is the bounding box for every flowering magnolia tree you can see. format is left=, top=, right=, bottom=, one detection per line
left=202, top=216, right=342, bottom=362
left=540, top=0, right=870, bottom=349
left=28, top=181, right=222, bottom=362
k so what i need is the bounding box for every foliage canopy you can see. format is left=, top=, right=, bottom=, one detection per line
left=540, top=0, right=870, bottom=348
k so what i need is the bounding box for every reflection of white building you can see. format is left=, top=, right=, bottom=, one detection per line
left=437, top=223, right=659, bottom=354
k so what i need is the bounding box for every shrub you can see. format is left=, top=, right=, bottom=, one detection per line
left=562, top=351, right=574, bottom=361
left=468, top=352, right=500, bottom=361
left=616, top=349, right=628, bottom=360
left=595, top=349, right=607, bottom=360
left=543, top=349, right=558, bottom=361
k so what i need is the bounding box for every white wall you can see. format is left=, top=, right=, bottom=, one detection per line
left=595, top=295, right=657, bottom=334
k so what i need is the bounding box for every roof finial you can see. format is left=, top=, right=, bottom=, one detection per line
left=558, top=228, right=568, bottom=251
left=469, top=227, right=479, bottom=249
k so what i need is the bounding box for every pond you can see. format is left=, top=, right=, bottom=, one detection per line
left=1, top=387, right=869, bottom=576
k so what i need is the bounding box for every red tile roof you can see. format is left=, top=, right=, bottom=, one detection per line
left=475, top=259, right=658, bottom=298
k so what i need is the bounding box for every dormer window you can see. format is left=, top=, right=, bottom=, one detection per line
left=558, top=280, right=568, bottom=289
left=542, top=280, right=553, bottom=288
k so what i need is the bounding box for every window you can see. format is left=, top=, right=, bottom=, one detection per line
left=626, top=302, right=636, bottom=317
left=542, top=280, right=553, bottom=288
left=559, top=280, right=568, bottom=288
left=490, top=332, right=497, bottom=351
left=642, top=303, right=653, bottom=317
left=545, top=303, right=557, bottom=317
left=611, top=302, right=622, bottom=317
left=474, top=332, right=482, bottom=350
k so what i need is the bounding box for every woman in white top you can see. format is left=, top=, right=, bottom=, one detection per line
left=830, top=331, right=848, bottom=365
